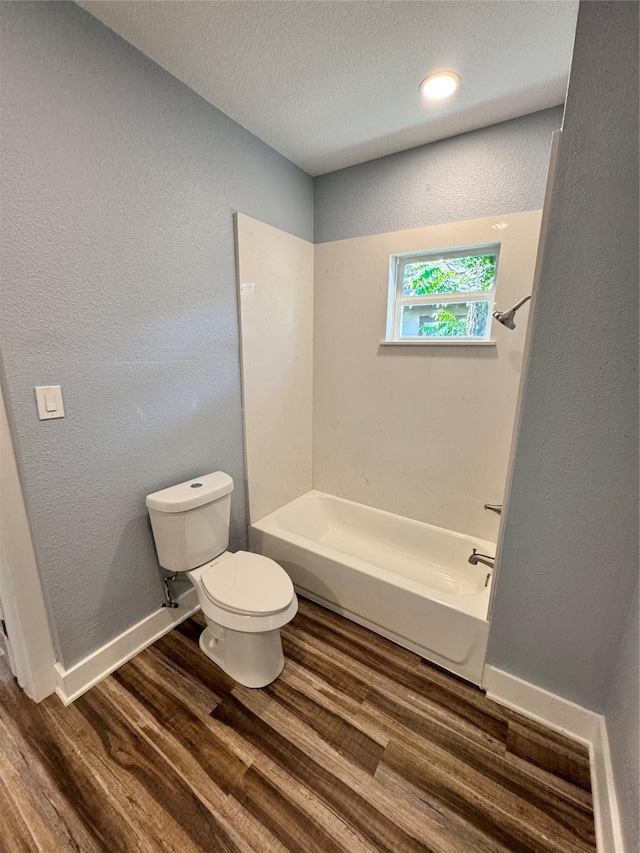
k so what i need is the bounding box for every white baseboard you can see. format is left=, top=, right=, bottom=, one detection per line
left=482, top=664, right=600, bottom=743
left=55, top=588, right=200, bottom=705
left=483, top=665, right=625, bottom=853
left=590, top=715, right=626, bottom=853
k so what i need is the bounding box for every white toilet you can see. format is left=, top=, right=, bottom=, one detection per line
left=146, top=471, right=297, bottom=688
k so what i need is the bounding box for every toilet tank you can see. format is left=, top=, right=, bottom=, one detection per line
left=146, top=472, right=234, bottom=572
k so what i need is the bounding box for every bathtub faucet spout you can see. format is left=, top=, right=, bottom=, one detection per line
left=484, top=503, right=502, bottom=515
left=468, top=549, right=495, bottom=569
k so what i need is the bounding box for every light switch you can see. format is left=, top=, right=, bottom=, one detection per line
left=35, top=385, right=65, bottom=420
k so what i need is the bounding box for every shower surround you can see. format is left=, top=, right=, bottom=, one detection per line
left=236, top=211, right=541, bottom=683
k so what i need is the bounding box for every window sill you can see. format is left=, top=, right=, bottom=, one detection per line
left=379, top=339, right=497, bottom=347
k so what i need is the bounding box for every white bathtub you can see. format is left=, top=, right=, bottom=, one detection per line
left=250, top=491, right=495, bottom=685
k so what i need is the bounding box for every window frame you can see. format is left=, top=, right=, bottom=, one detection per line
left=385, top=242, right=501, bottom=345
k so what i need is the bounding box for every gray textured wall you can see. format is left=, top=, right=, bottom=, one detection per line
left=0, top=1, right=313, bottom=668
left=314, top=107, right=562, bottom=243
left=605, top=579, right=639, bottom=853
left=487, top=1, right=639, bottom=713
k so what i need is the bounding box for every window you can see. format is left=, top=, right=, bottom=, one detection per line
left=385, top=244, right=500, bottom=343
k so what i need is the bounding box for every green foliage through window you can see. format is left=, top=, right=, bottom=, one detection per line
left=417, top=302, right=490, bottom=338
left=403, top=253, right=497, bottom=297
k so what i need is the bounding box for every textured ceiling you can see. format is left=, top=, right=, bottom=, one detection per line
left=78, top=0, right=578, bottom=175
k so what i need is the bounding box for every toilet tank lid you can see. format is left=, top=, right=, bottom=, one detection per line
left=146, top=472, right=234, bottom=513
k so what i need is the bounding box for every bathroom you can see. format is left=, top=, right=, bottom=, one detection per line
left=0, top=1, right=637, bottom=852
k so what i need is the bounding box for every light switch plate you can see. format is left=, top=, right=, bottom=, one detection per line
left=35, top=385, right=65, bottom=420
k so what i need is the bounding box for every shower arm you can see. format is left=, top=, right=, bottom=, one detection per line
left=511, top=294, right=532, bottom=312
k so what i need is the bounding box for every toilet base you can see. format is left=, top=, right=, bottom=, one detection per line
left=198, top=621, right=285, bottom=688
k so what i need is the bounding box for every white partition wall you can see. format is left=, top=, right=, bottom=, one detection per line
left=235, top=213, right=314, bottom=523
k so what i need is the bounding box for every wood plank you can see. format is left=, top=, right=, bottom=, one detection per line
left=212, top=691, right=452, bottom=853
left=379, top=733, right=595, bottom=853
left=234, top=765, right=354, bottom=853
left=0, top=712, right=103, bottom=853
left=297, top=597, right=422, bottom=669
left=263, top=673, right=385, bottom=774
left=364, top=687, right=593, bottom=808
left=0, top=769, right=67, bottom=853
left=0, top=680, right=158, bottom=852
left=505, top=719, right=592, bottom=791
left=287, top=616, right=510, bottom=742
left=373, top=761, right=516, bottom=853
left=112, top=654, right=255, bottom=783
left=140, top=641, right=227, bottom=718
left=73, top=686, right=244, bottom=852
left=364, top=689, right=595, bottom=845
left=154, top=622, right=236, bottom=697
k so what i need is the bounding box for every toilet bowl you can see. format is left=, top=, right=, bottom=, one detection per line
left=188, top=551, right=297, bottom=687
left=146, top=471, right=297, bottom=688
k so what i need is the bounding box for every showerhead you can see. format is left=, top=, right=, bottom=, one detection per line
left=492, top=294, right=532, bottom=330
left=492, top=307, right=517, bottom=329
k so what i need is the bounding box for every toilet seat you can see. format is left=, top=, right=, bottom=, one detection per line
left=201, top=551, right=294, bottom=616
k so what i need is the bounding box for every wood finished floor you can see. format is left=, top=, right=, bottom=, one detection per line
left=0, top=598, right=596, bottom=853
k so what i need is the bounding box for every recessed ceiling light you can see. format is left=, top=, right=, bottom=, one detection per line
left=419, top=72, right=461, bottom=102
